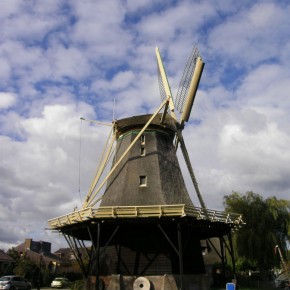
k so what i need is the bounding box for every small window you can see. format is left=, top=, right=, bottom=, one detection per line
left=140, top=134, right=145, bottom=145
left=139, top=175, right=147, bottom=187
left=140, top=146, right=145, bottom=156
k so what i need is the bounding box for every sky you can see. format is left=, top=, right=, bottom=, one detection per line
left=0, top=0, right=290, bottom=251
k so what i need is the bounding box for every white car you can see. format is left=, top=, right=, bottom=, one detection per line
left=0, top=276, right=31, bottom=290
left=51, top=277, right=71, bottom=288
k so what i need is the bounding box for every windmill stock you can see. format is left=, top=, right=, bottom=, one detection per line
left=156, top=46, right=206, bottom=210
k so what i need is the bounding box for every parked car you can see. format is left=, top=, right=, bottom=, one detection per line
left=51, top=277, right=71, bottom=288
left=0, top=275, right=31, bottom=290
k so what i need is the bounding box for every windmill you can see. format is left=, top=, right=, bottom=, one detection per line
left=81, top=46, right=205, bottom=210
left=49, top=47, right=243, bottom=290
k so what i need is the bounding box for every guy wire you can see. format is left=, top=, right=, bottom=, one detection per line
left=78, top=118, right=83, bottom=203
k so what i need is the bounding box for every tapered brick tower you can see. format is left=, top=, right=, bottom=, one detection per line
left=101, top=114, right=192, bottom=207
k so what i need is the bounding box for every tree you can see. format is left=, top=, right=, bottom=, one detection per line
left=224, top=191, right=290, bottom=274
left=6, top=249, right=41, bottom=286
left=13, top=252, right=39, bottom=279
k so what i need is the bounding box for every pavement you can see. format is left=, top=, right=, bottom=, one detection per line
left=32, top=288, right=71, bottom=290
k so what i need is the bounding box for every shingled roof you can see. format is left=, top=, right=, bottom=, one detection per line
left=0, top=250, right=14, bottom=263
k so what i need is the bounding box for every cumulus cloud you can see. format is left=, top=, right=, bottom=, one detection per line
left=0, top=102, right=110, bottom=249
left=209, top=3, right=288, bottom=59
left=0, top=0, right=289, bottom=250
left=0, top=92, right=17, bottom=109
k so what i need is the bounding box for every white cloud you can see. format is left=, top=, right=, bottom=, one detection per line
left=218, top=120, right=290, bottom=193
left=70, top=0, right=132, bottom=62
left=208, top=2, right=290, bottom=65
left=0, top=58, right=11, bottom=83
left=125, top=0, right=165, bottom=13
left=1, top=0, right=290, bottom=251
left=45, top=46, right=91, bottom=80
left=93, top=70, right=135, bottom=92
left=0, top=102, right=111, bottom=248
left=237, top=63, right=290, bottom=108
left=136, top=1, right=215, bottom=49
left=0, top=92, right=16, bottom=109
left=0, top=0, right=22, bottom=20
left=0, top=0, right=66, bottom=42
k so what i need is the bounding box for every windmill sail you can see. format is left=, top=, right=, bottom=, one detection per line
left=156, top=47, right=177, bottom=119
left=175, top=46, right=204, bottom=122
left=181, top=56, right=204, bottom=122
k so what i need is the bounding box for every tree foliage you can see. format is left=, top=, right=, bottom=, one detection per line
left=224, top=191, right=290, bottom=272
left=10, top=252, right=39, bottom=280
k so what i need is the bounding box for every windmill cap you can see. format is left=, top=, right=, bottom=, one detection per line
left=115, top=113, right=176, bottom=136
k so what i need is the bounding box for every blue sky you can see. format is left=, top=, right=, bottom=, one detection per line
left=0, top=0, right=290, bottom=250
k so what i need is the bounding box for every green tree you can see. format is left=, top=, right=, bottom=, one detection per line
left=7, top=248, right=20, bottom=261
left=224, top=191, right=290, bottom=274
left=13, top=252, right=38, bottom=278
left=6, top=250, right=40, bottom=286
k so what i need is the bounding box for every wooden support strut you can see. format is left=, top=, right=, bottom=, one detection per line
left=219, top=236, right=226, bottom=283
left=63, top=233, right=87, bottom=277
left=177, top=223, right=184, bottom=290
left=157, top=224, right=179, bottom=255
left=207, top=238, right=223, bottom=260
left=86, top=227, right=95, bottom=278
left=95, top=223, right=101, bottom=290
left=221, top=234, right=236, bottom=278
left=228, top=232, right=236, bottom=278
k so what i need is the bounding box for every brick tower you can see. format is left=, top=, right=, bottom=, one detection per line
left=100, top=114, right=192, bottom=207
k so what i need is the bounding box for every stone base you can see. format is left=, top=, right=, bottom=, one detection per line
left=86, top=274, right=209, bottom=290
